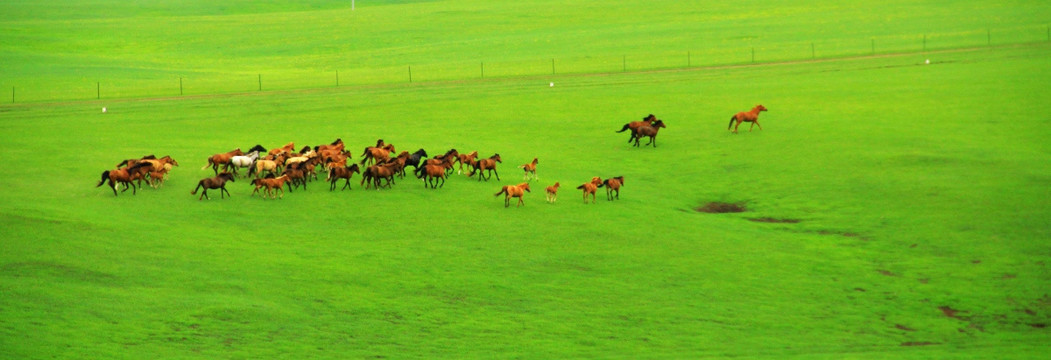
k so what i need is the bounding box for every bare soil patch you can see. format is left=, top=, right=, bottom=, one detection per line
left=695, top=202, right=746, bottom=213
left=900, top=341, right=938, bottom=346
left=747, top=217, right=800, bottom=223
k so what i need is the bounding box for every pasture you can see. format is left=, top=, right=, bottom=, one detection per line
left=2, top=1, right=1050, bottom=359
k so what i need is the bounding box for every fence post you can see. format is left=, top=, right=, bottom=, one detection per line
left=623, top=55, right=626, bottom=72
left=180, top=77, right=183, bottom=95
left=408, top=66, right=412, bottom=83
left=688, top=51, right=691, bottom=67
left=551, top=59, right=555, bottom=75
left=987, top=29, right=991, bottom=46
left=11, top=87, right=13, bottom=103
left=923, top=34, right=926, bottom=52
left=258, top=74, right=261, bottom=91
left=481, top=62, right=484, bottom=79
left=97, top=82, right=100, bottom=99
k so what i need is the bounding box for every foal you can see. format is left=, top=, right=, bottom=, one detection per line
left=191, top=172, right=236, bottom=200
left=576, top=177, right=603, bottom=204
left=545, top=182, right=561, bottom=203
left=252, top=174, right=290, bottom=199
left=519, top=157, right=538, bottom=181
left=494, top=182, right=531, bottom=208
left=600, top=176, right=624, bottom=201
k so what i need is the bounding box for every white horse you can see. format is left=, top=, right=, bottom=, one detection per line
left=228, top=151, right=260, bottom=177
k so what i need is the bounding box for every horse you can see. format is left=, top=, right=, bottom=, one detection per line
left=360, top=144, right=396, bottom=166
left=599, top=176, right=624, bottom=201
left=403, top=149, right=429, bottom=173
left=328, top=164, right=361, bottom=191
left=468, top=153, right=502, bottom=181
left=617, top=114, right=658, bottom=143
left=729, top=104, right=768, bottom=133
left=251, top=174, right=290, bottom=199
left=96, top=162, right=152, bottom=196
left=247, top=144, right=267, bottom=154
left=576, top=177, right=602, bottom=204
left=494, top=182, right=531, bottom=208
left=282, top=161, right=310, bottom=191
left=252, top=159, right=279, bottom=178
left=361, top=162, right=399, bottom=189
left=519, top=157, right=538, bottom=181
left=202, top=148, right=243, bottom=175
left=546, top=182, right=561, bottom=203
left=268, top=142, right=295, bottom=156
left=456, top=150, right=478, bottom=175
left=633, top=120, right=666, bottom=147
left=190, top=172, right=235, bottom=200
left=418, top=164, right=449, bottom=189
left=228, top=151, right=260, bottom=177
left=315, top=138, right=344, bottom=154
left=418, top=149, right=458, bottom=177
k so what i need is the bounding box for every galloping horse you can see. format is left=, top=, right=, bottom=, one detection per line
left=519, top=158, right=539, bottom=181
left=360, top=144, right=396, bottom=166
left=328, top=164, right=361, bottom=191
left=617, top=114, right=658, bottom=143
left=729, top=104, right=768, bottom=133
left=97, top=162, right=152, bottom=196
left=191, top=172, right=235, bottom=200
left=251, top=174, right=290, bottom=199
left=403, top=149, right=429, bottom=173
left=269, top=142, right=295, bottom=156
left=418, top=164, right=449, bottom=189
left=599, top=176, right=624, bottom=201
left=228, top=151, right=260, bottom=177
left=633, top=120, right=666, bottom=147
left=315, top=138, right=344, bottom=154
left=361, top=162, right=399, bottom=189
left=576, top=177, right=602, bottom=204
left=456, top=151, right=478, bottom=175
left=202, top=148, right=243, bottom=175
left=251, top=159, right=279, bottom=178
left=494, top=182, right=531, bottom=207
left=468, top=153, right=502, bottom=181
left=545, top=182, right=561, bottom=203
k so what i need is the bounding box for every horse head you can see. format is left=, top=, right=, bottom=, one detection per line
left=756, top=105, right=768, bottom=112
left=492, top=154, right=502, bottom=163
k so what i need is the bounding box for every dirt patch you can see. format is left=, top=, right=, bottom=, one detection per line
left=939, top=306, right=961, bottom=318
left=747, top=217, right=800, bottom=223
left=1029, top=323, right=1047, bottom=328
left=895, top=324, right=916, bottom=331
left=878, top=269, right=897, bottom=277
left=695, top=202, right=746, bottom=213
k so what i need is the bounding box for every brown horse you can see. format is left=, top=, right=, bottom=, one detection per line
left=202, top=148, right=243, bottom=175
left=576, top=177, right=602, bottom=204
left=361, top=162, right=399, bottom=189
left=468, top=153, right=502, bottom=181
left=96, top=162, right=152, bottom=196
left=546, top=183, right=563, bottom=203
left=328, top=164, right=361, bottom=191
left=315, top=138, right=344, bottom=154
left=617, top=114, right=659, bottom=143
left=417, top=149, right=458, bottom=177
left=494, top=182, right=531, bottom=207
left=729, top=104, right=768, bottom=133
left=599, top=176, right=624, bottom=201
left=633, top=120, right=666, bottom=147
left=360, top=144, right=396, bottom=166
left=252, top=174, right=290, bottom=199
left=268, top=142, right=295, bottom=156
left=519, top=158, right=538, bottom=181
left=418, top=164, right=449, bottom=189
left=191, top=172, right=235, bottom=200
left=456, top=150, right=478, bottom=175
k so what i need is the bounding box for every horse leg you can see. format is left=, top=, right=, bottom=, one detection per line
left=342, top=178, right=352, bottom=191
left=492, top=168, right=500, bottom=181
left=754, top=120, right=762, bottom=131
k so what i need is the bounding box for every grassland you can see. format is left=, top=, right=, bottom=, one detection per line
left=2, top=1, right=1050, bottom=359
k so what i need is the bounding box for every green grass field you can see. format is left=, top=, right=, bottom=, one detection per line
left=2, top=1, right=1050, bottom=359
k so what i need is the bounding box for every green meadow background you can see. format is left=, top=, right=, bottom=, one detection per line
left=1, top=1, right=1050, bottom=359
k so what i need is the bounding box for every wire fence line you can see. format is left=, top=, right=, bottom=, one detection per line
left=4, top=25, right=1050, bottom=104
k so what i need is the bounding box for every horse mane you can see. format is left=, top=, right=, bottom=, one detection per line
left=331, top=138, right=342, bottom=145
left=141, top=154, right=156, bottom=159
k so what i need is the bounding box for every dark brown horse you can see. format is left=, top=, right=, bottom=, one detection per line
left=468, top=153, right=502, bottom=181
left=617, top=114, right=658, bottom=143
left=361, top=162, right=399, bottom=189
left=191, top=172, right=235, bottom=200
left=633, top=120, right=666, bottom=147
left=360, top=144, right=396, bottom=166
left=599, top=176, right=624, bottom=201
left=202, top=148, right=244, bottom=175
left=729, top=104, right=768, bottom=133
left=96, top=161, right=152, bottom=196
left=328, top=164, right=361, bottom=191
left=494, top=182, right=531, bottom=207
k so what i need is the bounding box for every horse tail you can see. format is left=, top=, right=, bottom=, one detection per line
left=616, top=123, right=631, bottom=133
left=728, top=116, right=736, bottom=130
left=190, top=182, right=200, bottom=195
left=96, top=171, right=110, bottom=187
left=576, top=184, right=586, bottom=190
left=327, top=167, right=336, bottom=182
left=201, top=158, right=213, bottom=170
left=494, top=187, right=507, bottom=197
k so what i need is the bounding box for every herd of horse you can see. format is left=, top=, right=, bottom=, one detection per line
left=97, top=105, right=768, bottom=206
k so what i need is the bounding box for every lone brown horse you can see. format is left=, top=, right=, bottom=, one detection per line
left=599, top=176, right=624, bottom=201
left=202, top=148, right=243, bottom=175
left=191, top=172, right=235, bottom=200
left=617, top=114, right=658, bottom=143
left=494, top=182, right=531, bottom=207
left=729, top=104, right=768, bottom=133
left=545, top=182, right=561, bottom=203
left=519, top=157, right=538, bottom=181
left=633, top=120, right=666, bottom=147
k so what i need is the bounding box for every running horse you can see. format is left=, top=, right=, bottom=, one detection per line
left=616, top=114, right=658, bottom=143
left=599, top=176, right=624, bottom=201
left=633, top=120, right=666, bottom=148
left=494, top=182, right=531, bottom=208
left=96, top=161, right=152, bottom=196
left=190, top=172, right=236, bottom=200
left=468, top=153, right=502, bottom=181
left=519, top=157, right=538, bottom=181
left=202, top=148, right=244, bottom=175
left=576, top=177, right=602, bottom=204
left=729, top=105, right=768, bottom=133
